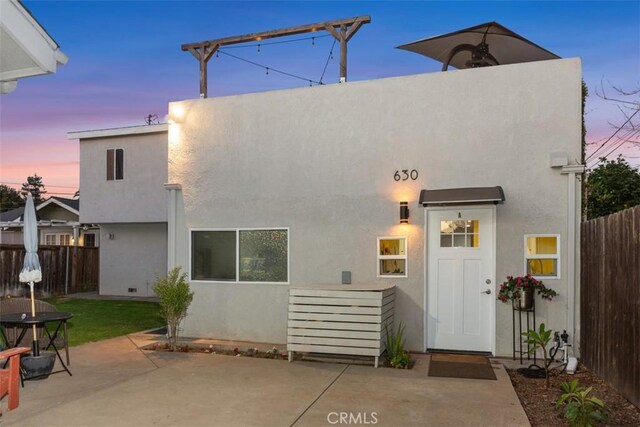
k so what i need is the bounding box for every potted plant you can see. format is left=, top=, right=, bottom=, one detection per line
left=497, top=274, right=558, bottom=310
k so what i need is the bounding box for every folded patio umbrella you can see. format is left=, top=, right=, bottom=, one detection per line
left=397, top=22, right=560, bottom=71
left=18, top=194, right=42, bottom=355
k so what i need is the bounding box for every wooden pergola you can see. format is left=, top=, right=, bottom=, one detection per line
left=181, top=16, right=371, bottom=98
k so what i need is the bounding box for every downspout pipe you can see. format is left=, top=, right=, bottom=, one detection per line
left=164, top=183, right=182, bottom=272
left=561, top=164, right=585, bottom=351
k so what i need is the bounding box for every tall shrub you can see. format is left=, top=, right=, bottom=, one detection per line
left=153, top=267, right=194, bottom=351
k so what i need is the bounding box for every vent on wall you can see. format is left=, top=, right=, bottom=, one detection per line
left=128, top=288, right=137, bottom=293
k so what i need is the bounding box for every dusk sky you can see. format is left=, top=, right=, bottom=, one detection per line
left=1, top=1, right=639, bottom=197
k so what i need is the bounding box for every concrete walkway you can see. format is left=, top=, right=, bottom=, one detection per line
left=1, top=333, right=530, bottom=427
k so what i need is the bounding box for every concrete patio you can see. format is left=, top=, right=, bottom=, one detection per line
left=1, top=332, right=530, bottom=426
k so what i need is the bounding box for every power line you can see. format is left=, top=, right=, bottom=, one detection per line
left=585, top=108, right=639, bottom=161
left=586, top=127, right=639, bottom=167
left=594, top=129, right=640, bottom=165
left=217, top=50, right=322, bottom=86
left=1, top=181, right=78, bottom=189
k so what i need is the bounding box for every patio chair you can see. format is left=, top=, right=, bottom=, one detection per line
left=0, top=298, right=70, bottom=365
left=0, top=347, right=30, bottom=414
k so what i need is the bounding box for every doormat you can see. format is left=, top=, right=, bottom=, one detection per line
left=428, top=353, right=497, bottom=380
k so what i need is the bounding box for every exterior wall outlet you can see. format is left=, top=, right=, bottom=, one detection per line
left=342, top=271, right=351, bottom=284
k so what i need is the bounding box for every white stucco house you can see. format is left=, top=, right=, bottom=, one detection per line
left=0, top=0, right=68, bottom=94
left=70, top=27, right=584, bottom=357
left=68, top=125, right=168, bottom=297
left=161, top=56, right=583, bottom=357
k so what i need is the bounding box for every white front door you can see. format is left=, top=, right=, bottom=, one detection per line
left=426, top=207, right=495, bottom=352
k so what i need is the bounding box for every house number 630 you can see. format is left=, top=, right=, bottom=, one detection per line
left=394, top=169, right=419, bottom=181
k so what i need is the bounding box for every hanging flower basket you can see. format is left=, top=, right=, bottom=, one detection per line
left=513, top=287, right=535, bottom=311
left=497, top=274, right=558, bottom=308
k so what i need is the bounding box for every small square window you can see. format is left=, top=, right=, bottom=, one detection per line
left=525, top=235, right=560, bottom=278
left=377, top=237, right=407, bottom=277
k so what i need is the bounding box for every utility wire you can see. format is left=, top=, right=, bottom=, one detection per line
left=591, top=129, right=640, bottom=167
left=586, top=127, right=639, bottom=168
left=1, top=182, right=77, bottom=189
left=217, top=50, right=322, bottom=86
left=585, top=108, right=639, bottom=161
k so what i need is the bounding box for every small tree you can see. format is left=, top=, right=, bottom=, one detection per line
left=586, top=157, right=640, bottom=219
left=522, top=323, right=553, bottom=388
left=21, top=174, right=47, bottom=203
left=0, top=184, right=22, bottom=212
left=153, top=267, right=194, bottom=351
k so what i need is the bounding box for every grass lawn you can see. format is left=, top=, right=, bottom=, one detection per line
left=45, top=298, right=163, bottom=347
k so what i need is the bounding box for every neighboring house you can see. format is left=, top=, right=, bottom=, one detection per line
left=0, top=197, right=98, bottom=246
left=161, top=57, right=583, bottom=357
left=68, top=124, right=168, bottom=297
left=0, top=0, right=68, bottom=94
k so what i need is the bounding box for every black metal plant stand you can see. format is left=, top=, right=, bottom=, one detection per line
left=512, top=298, right=536, bottom=364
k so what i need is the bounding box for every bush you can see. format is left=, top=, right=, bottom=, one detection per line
left=385, top=322, right=411, bottom=369
left=153, top=267, right=194, bottom=351
left=556, top=379, right=607, bottom=426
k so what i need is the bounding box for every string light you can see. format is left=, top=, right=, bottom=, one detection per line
left=217, top=50, right=322, bottom=86
left=318, top=39, right=337, bottom=85
left=220, top=34, right=331, bottom=50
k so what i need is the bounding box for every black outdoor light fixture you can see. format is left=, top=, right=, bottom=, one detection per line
left=400, top=202, right=409, bottom=224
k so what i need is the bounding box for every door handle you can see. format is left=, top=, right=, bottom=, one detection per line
left=481, top=289, right=492, bottom=295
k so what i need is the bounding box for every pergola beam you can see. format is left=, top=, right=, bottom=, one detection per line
left=181, top=15, right=371, bottom=98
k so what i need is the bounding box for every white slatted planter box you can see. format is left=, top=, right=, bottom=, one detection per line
left=287, top=284, right=395, bottom=368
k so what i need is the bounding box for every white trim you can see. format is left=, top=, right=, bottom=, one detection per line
left=523, top=234, right=561, bottom=280
left=36, top=198, right=79, bottom=216
left=424, top=205, right=497, bottom=355
left=376, top=236, right=408, bottom=278
left=189, top=227, right=290, bottom=285
left=68, top=124, right=168, bottom=140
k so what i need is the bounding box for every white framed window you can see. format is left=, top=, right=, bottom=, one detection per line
left=377, top=236, right=407, bottom=278
left=524, top=234, right=560, bottom=279
left=43, top=233, right=72, bottom=246
left=83, top=233, right=97, bottom=247
left=106, top=148, right=124, bottom=181
left=191, top=228, right=289, bottom=284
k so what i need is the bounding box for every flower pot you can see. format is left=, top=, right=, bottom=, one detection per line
left=513, top=287, right=535, bottom=311
left=21, top=352, right=56, bottom=380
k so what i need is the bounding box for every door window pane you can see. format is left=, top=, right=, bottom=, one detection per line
left=239, top=230, right=288, bottom=282
left=192, top=231, right=236, bottom=281
left=440, top=220, right=479, bottom=248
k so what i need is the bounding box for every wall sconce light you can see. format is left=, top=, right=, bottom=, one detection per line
left=400, top=202, right=409, bottom=224
left=108, top=233, right=115, bottom=240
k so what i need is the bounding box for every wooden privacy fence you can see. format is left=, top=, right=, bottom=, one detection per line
left=0, top=244, right=99, bottom=297
left=581, top=205, right=640, bottom=408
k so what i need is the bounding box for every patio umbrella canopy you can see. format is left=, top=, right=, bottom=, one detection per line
left=18, top=194, right=42, bottom=355
left=397, top=22, right=560, bottom=71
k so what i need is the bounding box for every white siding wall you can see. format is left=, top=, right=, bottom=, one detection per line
left=169, top=58, right=582, bottom=355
